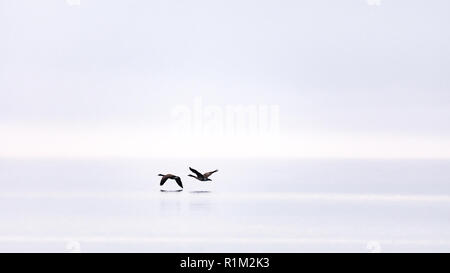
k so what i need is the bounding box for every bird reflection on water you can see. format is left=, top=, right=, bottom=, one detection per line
left=160, top=189, right=183, bottom=193
left=189, top=191, right=211, bottom=194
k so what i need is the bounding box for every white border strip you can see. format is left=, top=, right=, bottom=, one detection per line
left=1, top=192, right=450, bottom=203
left=1, top=236, right=450, bottom=247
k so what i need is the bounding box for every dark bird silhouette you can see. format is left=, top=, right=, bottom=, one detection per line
left=188, top=167, right=218, bottom=181
left=158, top=174, right=183, bottom=188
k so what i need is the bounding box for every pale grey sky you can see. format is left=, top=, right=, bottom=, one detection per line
left=1, top=0, right=450, bottom=157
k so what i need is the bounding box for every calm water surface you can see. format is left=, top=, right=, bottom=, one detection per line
left=1, top=159, right=450, bottom=252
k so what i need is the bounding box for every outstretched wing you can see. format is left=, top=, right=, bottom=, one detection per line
left=175, top=177, right=183, bottom=188
left=189, top=167, right=204, bottom=179
left=160, top=175, right=169, bottom=186
left=204, top=170, right=218, bottom=178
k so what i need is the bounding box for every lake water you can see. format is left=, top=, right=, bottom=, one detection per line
left=1, top=159, right=450, bottom=252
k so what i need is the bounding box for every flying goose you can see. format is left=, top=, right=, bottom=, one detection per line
left=188, top=167, right=218, bottom=181
left=158, top=174, right=183, bottom=188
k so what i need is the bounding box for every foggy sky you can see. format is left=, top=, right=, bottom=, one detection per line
left=1, top=0, right=450, bottom=157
